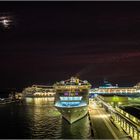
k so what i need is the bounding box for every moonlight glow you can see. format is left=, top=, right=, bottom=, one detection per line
left=0, top=16, right=13, bottom=28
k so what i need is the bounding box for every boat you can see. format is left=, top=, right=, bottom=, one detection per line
left=22, top=85, right=55, bottom=97
left=0, top=98, right=15, bottom=104
left=54, top=77, right=91, bottom=124
left=99, top=80, right=118, bottom=89
left=89, top=80, right=140, bottom=95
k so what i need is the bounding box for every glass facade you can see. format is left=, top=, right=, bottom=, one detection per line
left=61, top=102, right=80, bottom=106
left=60, top=96, right=82, bottom=101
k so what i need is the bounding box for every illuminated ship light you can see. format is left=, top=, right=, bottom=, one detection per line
left=54, top=77, right=91, bottom=124
left=55, top=101, right=87, bottom=108
left=89, top=81, right=140, bottom=95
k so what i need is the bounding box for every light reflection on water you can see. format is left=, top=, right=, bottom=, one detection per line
left=26, top=97, right=55, bottom=106
left=0, top=97, right=92, bottom=139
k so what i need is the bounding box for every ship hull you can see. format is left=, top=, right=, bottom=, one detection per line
left=56, top=105, right=88, bottom=124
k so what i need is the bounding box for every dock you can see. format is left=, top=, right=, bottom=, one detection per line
left=88, top=99, right=126, bottom=139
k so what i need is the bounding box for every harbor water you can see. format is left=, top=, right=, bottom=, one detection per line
left=0, top=97, right=92, bottom=139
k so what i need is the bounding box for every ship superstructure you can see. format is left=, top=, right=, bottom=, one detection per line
left=54, top=77, right=91, bottom=124
left=90, top=81, right=140, bottom=94
left=22, top=85, right=55, bottom=97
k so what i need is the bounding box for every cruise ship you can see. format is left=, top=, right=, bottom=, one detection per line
left=89, top=80, right=140, bottom=95
left=54, top=77, right=91, bottom=124
left=22, top=85, right=55, bottom=97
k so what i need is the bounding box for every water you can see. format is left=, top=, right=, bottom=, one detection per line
left=0, top=97, right=92, bottom=139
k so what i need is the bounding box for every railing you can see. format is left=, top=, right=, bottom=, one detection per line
left=95, top=95, right=140, bottom=133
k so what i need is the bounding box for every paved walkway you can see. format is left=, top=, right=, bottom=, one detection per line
left=88, top=100, right=127, bottom=139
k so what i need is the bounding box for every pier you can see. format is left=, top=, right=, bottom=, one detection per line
left=95, top=95, right=140, bottom=140
left=88, top=99, right=128, bottom=139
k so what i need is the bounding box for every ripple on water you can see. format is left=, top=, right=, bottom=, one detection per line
left=0, top=98, right=92, bottom=139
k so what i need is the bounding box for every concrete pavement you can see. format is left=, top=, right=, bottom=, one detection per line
left=88, top=100, right=127, bottom=139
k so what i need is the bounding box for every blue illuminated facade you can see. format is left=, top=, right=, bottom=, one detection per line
left=57, top=96, right=84, bottom=107
left=60, top=96, right=82, bottom=101
left=61, top=102, right=80, bottom=106
left=55, top=101, right=87, bottom=107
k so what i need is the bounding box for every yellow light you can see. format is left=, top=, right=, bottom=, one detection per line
left=93, top=114, right=111, bottom=119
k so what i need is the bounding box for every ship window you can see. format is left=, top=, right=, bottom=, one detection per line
left=75, top=92, right=78, bottom=95
left=64, top=92, right=69, bottom=96
left=60, top=96, right=82, bottom=101
left=61, top=102, right=80, bottom=106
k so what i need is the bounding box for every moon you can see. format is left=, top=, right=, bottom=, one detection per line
left=0, top=15, right=13, bottom=29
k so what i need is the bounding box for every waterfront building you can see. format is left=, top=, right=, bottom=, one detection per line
left=96, top=95, right=140, bottom=140
left=97, top=94, right=128, bottom=107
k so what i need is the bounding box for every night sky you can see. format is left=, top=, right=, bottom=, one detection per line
left=1, top=2, right=140, bottom=89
